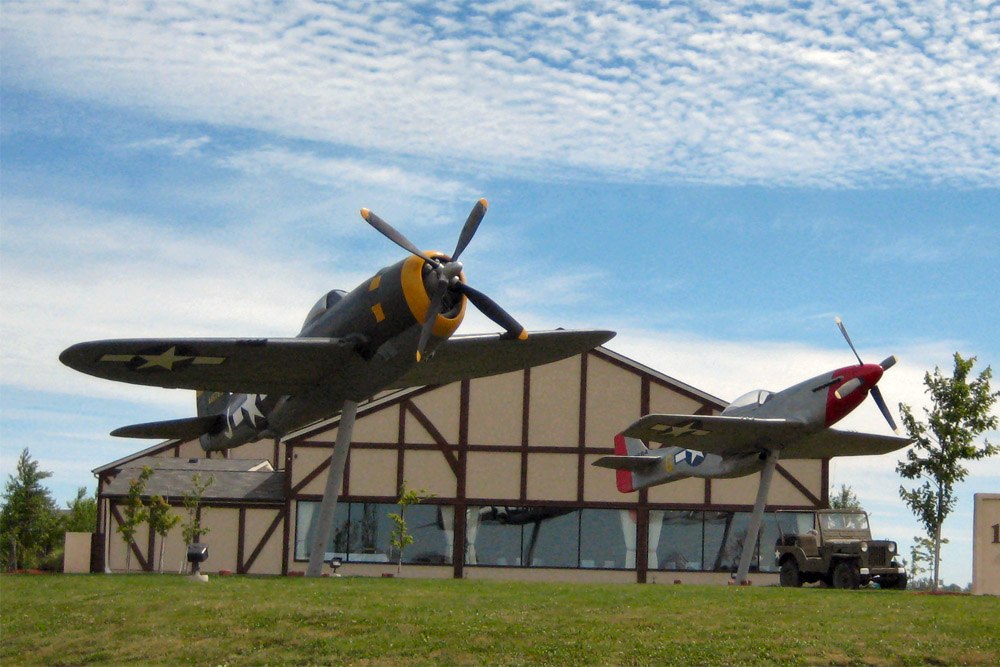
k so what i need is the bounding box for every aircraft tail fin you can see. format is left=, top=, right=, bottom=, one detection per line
left=197, top=390, right=231, bottom=417
left=590, top=433, right=655, bottom=493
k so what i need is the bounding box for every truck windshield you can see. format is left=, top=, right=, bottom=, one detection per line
left=819, top=513, right=869, bottom=532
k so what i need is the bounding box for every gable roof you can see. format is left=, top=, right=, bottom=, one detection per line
left=102, top=456, right=284, bottom=503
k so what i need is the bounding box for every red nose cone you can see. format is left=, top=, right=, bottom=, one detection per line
left=859, top=363, right=884, bottom=387
left=825, top=363, right=884, bottom=427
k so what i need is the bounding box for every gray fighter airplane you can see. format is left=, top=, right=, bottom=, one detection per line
left=61, top=199, right=614, bottom=576
left=593, top=319, right=910, bottom=584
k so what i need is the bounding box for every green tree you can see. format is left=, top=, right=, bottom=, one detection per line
left=0, top=449, right=60, bottom=571
left=180, top=473, right=213, bottom=573
left=148, top=495, right=181, bottom=573
left=829, top=484, right=862, bottom=510
left=63, top=486, right=98, bottom=533
left=897, top=353, right=998, bottom=591
left=388, top=481, right=432, bottom=574
left=116, top=466, right=152, bottom=574
left=907, top=535, right=948, bottom=590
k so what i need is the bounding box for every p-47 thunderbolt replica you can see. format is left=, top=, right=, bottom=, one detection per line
left=61, top=199, right=614, bottom=576
left=593, top=319, right=910, bottom=584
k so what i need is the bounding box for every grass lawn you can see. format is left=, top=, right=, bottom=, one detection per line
left=2, top=574, right=997, bottom=666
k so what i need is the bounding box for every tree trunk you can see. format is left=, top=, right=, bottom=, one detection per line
left=932, top=485, right=943, bottom=592
left=157, top=536, right=165, bottom=574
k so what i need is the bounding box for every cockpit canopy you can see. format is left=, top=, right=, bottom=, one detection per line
left=721, top=389, right=774, bottom=415
left=300, top=289, right=347, bottom=333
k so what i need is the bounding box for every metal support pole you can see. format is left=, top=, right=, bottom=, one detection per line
left=306, top=400, right=358, bottom=578
left=734, top=449, right=780, bottom=585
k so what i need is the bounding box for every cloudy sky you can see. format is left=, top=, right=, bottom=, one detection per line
left=2, top=1, right=997, bottom=585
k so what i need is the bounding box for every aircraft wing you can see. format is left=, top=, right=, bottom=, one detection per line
left=59, top=337, right=365, bottom=395
left=623, top=414, right=809, bottom=457
left=781, top=429, right=912, bottom=459
left=624, top=414, right=912, bottom=459
left=389, top=329, right=615, bottom=389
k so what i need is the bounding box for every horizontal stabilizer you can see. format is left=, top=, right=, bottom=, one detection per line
left=592, top=455, right=661, bottom=472
left=111, top=415, right=224, bottom=440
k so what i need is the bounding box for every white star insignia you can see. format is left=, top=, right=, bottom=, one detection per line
left=137, top=346, right=192, bottom=370
left=241, top=394, right=266, bottom=426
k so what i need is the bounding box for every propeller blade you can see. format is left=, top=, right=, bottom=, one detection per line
left=415, top=283, right=447, bottom=362
left=870, top=386, right=899, bottom=433
left=451, top=199, right=487, bottom=262
left=455, top=282, right=527, bottom=340
left=835, top=317, right=864, bottom=365
left=360, top=208, right=436, bottom=265
left=879, top=355, right=898, bottom=371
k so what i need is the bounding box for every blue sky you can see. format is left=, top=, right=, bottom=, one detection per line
left=2, top=0, right=997, bottom=586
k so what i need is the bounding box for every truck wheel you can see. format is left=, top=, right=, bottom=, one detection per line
left=832, top=561, right=860, bottom=589
left=878, top=573, right=908, bottom=590
left=779, top=559, right=802, bottom=587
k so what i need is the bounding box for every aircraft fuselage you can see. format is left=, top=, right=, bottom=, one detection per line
left=199, top=252, right=465, bottom=451
left=619, top=362, right=886, bottom=491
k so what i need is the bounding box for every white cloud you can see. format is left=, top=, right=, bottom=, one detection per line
left=125, top=135, right=211, bottom=157
left=3, top=0, right=997, bottom=187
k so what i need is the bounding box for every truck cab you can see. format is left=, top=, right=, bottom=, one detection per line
left=775, top=509, right=907, bottom=589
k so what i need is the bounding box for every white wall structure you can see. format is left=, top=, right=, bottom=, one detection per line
left=972, top=493, right=1000, bottom=596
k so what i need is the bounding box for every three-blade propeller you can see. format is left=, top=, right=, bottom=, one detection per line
left=361, top=199, right=527, bottom=361
left=835, top=317, right=899, bottom=433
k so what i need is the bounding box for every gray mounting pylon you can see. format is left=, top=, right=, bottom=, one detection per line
left=734, top=448, right=780, bottom=585
left=306, top=399, right=358, bottom=577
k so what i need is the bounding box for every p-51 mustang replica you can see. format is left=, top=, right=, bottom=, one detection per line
left=61, top=199, right=614, bottom=576
left=593, top=319, right=910, bottom=584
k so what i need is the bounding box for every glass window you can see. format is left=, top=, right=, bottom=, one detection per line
left=294, top=500, right=350, bottom=562
left=522, top=509, right=578, bottom=568
left=651, top=511, right=703, bottom=571
left=349, top=502, right=393, bottom=562
left=402, top=504, right=450, bottom=565
left=466, top=506, right=579, bottom=568
left=580, top=509, right=634, bottom=569
left=468, top=506, right=524, bottom=566
left=704, top=511, right=754, bottom=571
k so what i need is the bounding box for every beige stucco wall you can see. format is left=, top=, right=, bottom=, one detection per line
left=105, top=502, right=284, bottom=575
left=469, top=372, right=523, bottom=447
left=527, top=357, right=580, bottom=447
left=972, top=493, right=1000, bottom=595
left=585, top=355, right=642, bottom=448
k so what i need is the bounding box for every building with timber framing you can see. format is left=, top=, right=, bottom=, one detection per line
left=90, top=345, right=829, bottom=584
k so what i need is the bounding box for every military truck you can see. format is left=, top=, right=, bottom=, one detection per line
left=774, top=509, right=907, bottom=589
